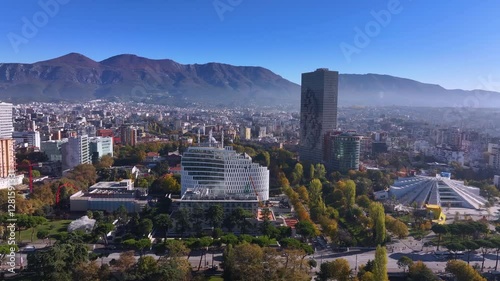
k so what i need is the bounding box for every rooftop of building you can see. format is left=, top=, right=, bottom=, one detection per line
left=70, top=189, right=144, bottom=201
left=179, top=188, right=259, bottom=202
left=88, top=188, right=135, bottom=196
left=257, top=209, right=276, bottom=221
left=88, top=179, right=134, bottom=190
left=388, top=174, right=487, bottom=210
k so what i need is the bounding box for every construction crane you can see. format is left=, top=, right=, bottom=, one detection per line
left=249, top=175, right=264, bottom=208
left=16, top=160, right=41, bottom=193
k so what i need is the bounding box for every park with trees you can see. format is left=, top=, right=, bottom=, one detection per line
left=4, top=140, right=500, bottom=280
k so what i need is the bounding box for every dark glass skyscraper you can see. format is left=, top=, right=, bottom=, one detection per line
left=331, top=132, right=362, bottom=173
left=299, top=68, right=338, bottom=166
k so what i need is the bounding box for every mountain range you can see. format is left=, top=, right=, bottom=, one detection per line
left=1, top=53, right=499, bottom=108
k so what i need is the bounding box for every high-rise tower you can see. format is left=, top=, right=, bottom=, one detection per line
left=299, top=68, right=339, bottom=166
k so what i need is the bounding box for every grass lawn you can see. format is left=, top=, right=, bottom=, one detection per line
left=207, top=277, right=223, bottom=281
left=18, top=220, right=71, bottom=242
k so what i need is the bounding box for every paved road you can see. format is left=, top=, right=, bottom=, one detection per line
left=7, top=237, right=500, bottom=276
left=311, top=244, right=500, bottom=274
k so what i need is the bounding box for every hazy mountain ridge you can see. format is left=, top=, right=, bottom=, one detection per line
left=338, top=74, right=500, bottom=107
left=1, top=53, right=499, bottom=107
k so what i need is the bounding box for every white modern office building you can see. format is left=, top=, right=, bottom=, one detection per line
left=181, top=145, right=269, bottom=201
left=89, top=136, right=114, bottom=162
left=62, top=135, right=90, bottom=170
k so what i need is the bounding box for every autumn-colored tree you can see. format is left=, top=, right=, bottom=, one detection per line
left=445, top=260, right=486, bottom=281
left=223, top=243, right=310, bottom=281
left=296, top=186, right=309, bottom=204
left=65, top=164, right=97, bottom=189
left=278, top=171, right=290, bottom=188
left=408, top=261, right=439, bottom=281
left=95, top=154, right=114, bottom=168
left=296, top=205, right=310, bottom=222
left=318, top=216, right=338, bottom=241
left=114, top=250, right=136, bottom=271
left=223, top=243, right=264, bottom=280
left=317, top=258, right=351, bottom=281
left=385, top=215, right=409, bottom=239
left=150, top=174, right=181, bottom=195
left=32, top=184, right=55, bottom=206
left=373, top=245, right=389, bottom=281
left=16, top=195, right=42, bottom=214
left=73, top=261, right=101, bottom=281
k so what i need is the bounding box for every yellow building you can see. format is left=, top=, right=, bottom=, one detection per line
left=425, top=204, right=446, bottom=224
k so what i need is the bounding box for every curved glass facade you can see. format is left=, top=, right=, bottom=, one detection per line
left=181, top=146, right=269, bottom=201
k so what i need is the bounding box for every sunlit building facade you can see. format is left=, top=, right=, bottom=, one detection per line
left=181, top=145, right=269, bottom=201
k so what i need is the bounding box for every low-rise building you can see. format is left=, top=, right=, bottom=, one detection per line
left=41, top=139, right=67, bottom=162
left=13, top=131, right=40, bottom=148
left=70, top=179, right=147, bottom=213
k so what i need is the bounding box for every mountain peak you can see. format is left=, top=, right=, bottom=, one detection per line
left=38, top=52, right=98, bottom=67
left=99, top=54, right=177, bottom=69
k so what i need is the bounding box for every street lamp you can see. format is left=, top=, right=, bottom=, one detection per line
left=355, top=254, right=358, bottom=273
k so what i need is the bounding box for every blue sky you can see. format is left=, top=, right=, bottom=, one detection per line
left=1, top=0, right=499, bottom=90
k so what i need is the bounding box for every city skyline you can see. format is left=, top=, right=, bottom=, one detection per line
left=0, top=0, right=499, bottom=91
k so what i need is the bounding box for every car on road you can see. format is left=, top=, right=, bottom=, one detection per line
left=23, top=246, right=36, bottom=252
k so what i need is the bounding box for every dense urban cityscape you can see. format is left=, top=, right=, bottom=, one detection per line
left=0, top=67, right=500, bottom=281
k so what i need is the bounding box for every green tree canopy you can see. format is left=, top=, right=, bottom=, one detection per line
left=373, top=245, right=389, bottom=281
